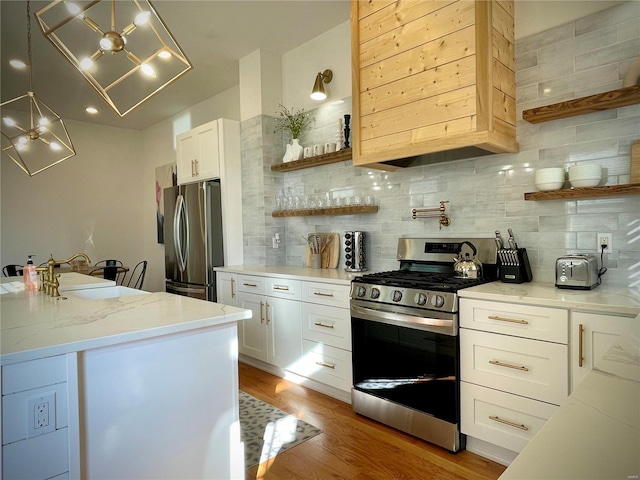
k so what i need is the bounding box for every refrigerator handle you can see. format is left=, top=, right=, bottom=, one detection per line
left=174, top=194, right=188, bottom=272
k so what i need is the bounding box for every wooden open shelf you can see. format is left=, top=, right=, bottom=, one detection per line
left=523, top=85, right=640, bottom=124
left=272, top=205, right=378, bottom=217
left=524, top=183, right=640, bottom=201
left=271, top=148, right=352, bottom=172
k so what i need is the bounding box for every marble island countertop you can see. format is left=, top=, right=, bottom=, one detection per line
left=459, top=281, right=640, bottom=316
left=0, top=273, right=251, bottom=366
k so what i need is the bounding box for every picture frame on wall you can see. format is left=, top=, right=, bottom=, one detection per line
left=155, top=163, right=177, bottom=244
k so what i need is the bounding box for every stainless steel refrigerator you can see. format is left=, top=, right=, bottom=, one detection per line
left=164, top=180, right=224, bottom=301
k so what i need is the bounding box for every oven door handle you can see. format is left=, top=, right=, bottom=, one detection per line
left=350, top=303, right=456, bottom=335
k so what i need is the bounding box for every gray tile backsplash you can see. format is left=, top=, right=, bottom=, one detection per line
left=240, top=1, right=640, bottom=289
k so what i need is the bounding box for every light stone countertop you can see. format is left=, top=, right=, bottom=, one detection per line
left=0, top=273, right=251, bottom=366
left=215, top=265, right=367, bottom=286
left=499, top=311, right=640, bottom=480
left=458, top=281, right=640, bottom=316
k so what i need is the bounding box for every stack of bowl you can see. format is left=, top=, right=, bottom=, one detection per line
left=568, top=164, right=602, bottom=188
left=535, top=167, right=565, bottom=191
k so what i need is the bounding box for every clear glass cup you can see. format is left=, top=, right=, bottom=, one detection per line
left=364, top=195, right=374, bottom=205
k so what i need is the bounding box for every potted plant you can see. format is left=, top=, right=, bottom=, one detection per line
left=274, top=104, right=313, bottom=161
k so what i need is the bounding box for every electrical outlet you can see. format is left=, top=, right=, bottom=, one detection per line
left=597, top=232, right=612, bottom=253
left=27, top=393, right=56, bottom=437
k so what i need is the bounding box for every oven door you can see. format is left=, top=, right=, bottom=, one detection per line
left=351, top=312, right=460, bottom=425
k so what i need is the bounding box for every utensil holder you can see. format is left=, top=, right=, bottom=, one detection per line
left=499, top=248, right=532, bottom=284
left=310, top=254, right=322, bottom=269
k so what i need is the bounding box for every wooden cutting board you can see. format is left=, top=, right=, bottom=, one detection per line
left=305, top=233, right=340, bottom=268
left=631, top=140, right=640, bottom=184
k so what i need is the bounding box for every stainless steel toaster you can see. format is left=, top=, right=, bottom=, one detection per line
left=555, top=254, right=600, bottom=289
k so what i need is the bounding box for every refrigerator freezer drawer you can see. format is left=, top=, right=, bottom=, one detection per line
left=166, top=281, right=213, bottom=301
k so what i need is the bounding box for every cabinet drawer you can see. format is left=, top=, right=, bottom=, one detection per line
left=301, top=281, right=350, bottom=308
left=461, top=329, right=568, bottom=405
left=460, top=299, right=568, bottom=343
left=237, top=275, right=266, bottom=295
left=302, top=303, right=351, bottom=351
left=461, top=382, right=558, bottom=453
left=267, top=278, right=301, bottom=300
left=296, top=340, right=352, bottom=392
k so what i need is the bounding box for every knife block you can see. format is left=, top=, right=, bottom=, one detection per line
left=499, top=248, right=533, bottom=284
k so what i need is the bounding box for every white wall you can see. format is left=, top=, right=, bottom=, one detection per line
left=282, top=21, right=351, bottom=111
left=0, top=119, right=145, bottom=271
left=141, top=86, right=241, bottom=292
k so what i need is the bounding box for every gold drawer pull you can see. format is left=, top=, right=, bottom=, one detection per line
left=488, top=315, right=529, bottom=325
left=243, top=282, right=257, bottom=287
left=489, top=415, right=529, bottom=431
left=273, top=285, right=290, bottom=291
left=313, top=292, right=334, bottom=297
left=489, top=360, right=529, bottom=371
left=314, top=322, right=335, bottom=329
left=315, top=361, right=336, bottom=369
left=578, top=323, right=585, bottom=367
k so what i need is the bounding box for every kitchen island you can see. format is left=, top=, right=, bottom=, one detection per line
left=1, top=273, right=251, bottom=479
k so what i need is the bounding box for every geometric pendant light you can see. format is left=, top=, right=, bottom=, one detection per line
left=1, top=1, right=76, bottom=176
left=34, top=0, right=194, bottom=117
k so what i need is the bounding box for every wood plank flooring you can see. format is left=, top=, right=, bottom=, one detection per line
left=239, top=362, right=507, bottom=480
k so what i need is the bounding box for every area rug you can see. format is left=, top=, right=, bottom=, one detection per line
left=239, top=390, right=322, bottom=469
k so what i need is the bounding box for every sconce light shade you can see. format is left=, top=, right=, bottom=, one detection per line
left=311, top=69, right=333, bottom=101
left=1, top=92, right=76, bottom=176
left=34, top=0, right=193, bottom=117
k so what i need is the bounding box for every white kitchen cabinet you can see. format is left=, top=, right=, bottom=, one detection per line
left=460, top=298, right=568, bottom=454
left=570, top=311, right=634, bottom=391
left=216, top=271, right=237, bottom=306
left=236, top=275, right=302, bottom=370
left=176, top=121, right=220, bottom=184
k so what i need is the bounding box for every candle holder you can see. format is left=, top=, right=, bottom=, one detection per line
left=343, top=114, right=351, bottom=149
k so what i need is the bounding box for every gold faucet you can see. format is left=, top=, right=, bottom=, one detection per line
left=36, top=253, right=92, bottom=297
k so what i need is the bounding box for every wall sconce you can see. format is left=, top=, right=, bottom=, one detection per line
left=34, top=0, right=193, bottom=117
left=310, top=69, right=333, bottom=101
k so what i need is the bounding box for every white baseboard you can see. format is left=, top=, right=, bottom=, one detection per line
left=465, top=436, right=518, bottom=466
left=239, top=355, right=351, bottom=404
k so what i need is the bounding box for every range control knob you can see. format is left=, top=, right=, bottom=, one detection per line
left=370, top=288, right=380, bottom=299
left=392, top=290, right=403, bottom=302
left=415, top=293, right=428, bottom=306
left=357, top=286, right=367, bottom=298
left=431, top=294, right=445, bottom=308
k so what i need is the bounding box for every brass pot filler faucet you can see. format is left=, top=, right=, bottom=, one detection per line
left=35, top=253, right=91, bottom=297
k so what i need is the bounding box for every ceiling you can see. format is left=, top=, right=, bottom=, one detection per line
left=1, top=1, right=623, bottom=131
left=1, top=0, right=351, bottom=130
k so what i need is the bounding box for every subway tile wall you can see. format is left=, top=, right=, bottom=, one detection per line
left=240, top=1, right=640, bottom=289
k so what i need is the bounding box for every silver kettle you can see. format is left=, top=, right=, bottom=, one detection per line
left=454, top=241, right=483, bottom=279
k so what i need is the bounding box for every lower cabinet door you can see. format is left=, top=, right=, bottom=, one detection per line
left=267, top=296, right=302, bottom=370
left=461, top=382, right=558, bottom=453
left=236, top=291, right=267, bottom=362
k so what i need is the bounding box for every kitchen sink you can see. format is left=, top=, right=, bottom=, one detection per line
left=66, top=286, right=149, bottom=300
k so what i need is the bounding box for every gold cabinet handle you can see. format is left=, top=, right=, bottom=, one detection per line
left=259, top=301, right=264, bottom=323
left=194, top=159, right=199, bottom=176
left=243, top=282, right=257, bottom=287
left=265, top=302, right=270, bottom=324
left=488, top=315, right=529, bottom=325
left=315, top=361, right=336, bottom=369
left=579, top=323, right=584, bottom=367
left=231, top=278, right=235, bottom=298
left=273, top=285, right=289, bottom=291
left=489, top=415, right=529, bottom=431
left=314, top=322, right=335, bottom=329
left=489, top=360, right=529, bottom=371
left=313, top=292, right=334, bottom=297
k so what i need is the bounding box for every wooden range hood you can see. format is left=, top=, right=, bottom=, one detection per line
left=351, top=0, right=518, bottom=170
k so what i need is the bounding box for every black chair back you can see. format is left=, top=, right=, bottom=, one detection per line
left=2, top=264, right=24, bottom=277
left=125, top=260, right=148, bottom=290
left=89, top=266, right=127, bottom=284
left=94, top=259, right=123, bottom=267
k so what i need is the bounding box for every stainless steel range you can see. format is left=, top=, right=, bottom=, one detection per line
left=350, top=237, right=499, bottom=452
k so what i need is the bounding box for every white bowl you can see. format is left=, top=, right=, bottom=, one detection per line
left=568, top=164, right=601, bottom=180
left=535, top=167, right=565, bottom=182
left=570, top=177, right=601, bottom=188
left=536, top=181, right=565, bottom=191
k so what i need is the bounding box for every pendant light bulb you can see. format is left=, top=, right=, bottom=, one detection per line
left=134, top=10, right=151, bottom=26
left=79, top=57, right=93, bottom=70
left=140, top=63, right=156, bottom=77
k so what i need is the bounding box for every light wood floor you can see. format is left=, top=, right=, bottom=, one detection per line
left=239, top=362, right=506, bottom=480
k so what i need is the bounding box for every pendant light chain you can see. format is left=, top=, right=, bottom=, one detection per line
left=27, top=0, right=32, bottom=92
